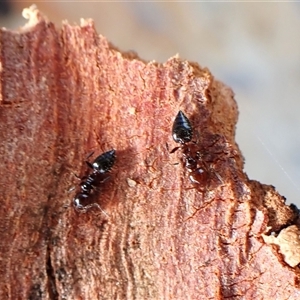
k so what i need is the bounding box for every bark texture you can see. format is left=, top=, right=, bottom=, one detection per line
left=0, top=6, right=300, bottom=300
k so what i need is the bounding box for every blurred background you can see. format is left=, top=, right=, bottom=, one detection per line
left=1, top=2, right=300, bottom=206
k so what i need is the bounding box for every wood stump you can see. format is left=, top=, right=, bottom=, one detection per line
left=0, top=6, right=300, bottom=300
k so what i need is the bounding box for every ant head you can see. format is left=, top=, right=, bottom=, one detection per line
left=172, top=111, right=193, bottom=144
left=73, top=193, right=89, bottom=211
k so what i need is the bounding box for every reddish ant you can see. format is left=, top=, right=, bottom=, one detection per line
left=73, top=149, right=116, bottom=214
left=170, top=111, right=215, bottom=189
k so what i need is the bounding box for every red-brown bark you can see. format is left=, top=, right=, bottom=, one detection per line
left=0, top=6, right=300, bottom=300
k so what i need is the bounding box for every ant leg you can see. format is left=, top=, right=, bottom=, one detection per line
left=91, top=176, right=110, bottom=193
left=86, top=151, right=94, bottom=160
left=166, top=142, right=181, bottom=154
left=84, top=151, right=95, bottom=170
left=73, top=172, right=82, bottom=179
left=85, top=160, right=94, bottom=170
left=214, top=170, right=224, bottom=184
left=165, top=142, right=169, bottom=152
left=192, top=130, right=200, bottom=145
left=205, top=161, right=224, bottom=184
left=170, top=146, right=180, bottom=154
left=86, top=161, right=94, bottom=170
left=74, top=202, right=109, bottom=217
left=88, top=203, right=109, bottom=217
left=201, top=160, right=210, bottom=171
left=68, top=186, right=75, bottom=193
left=203, top=161, right=224, bottom=185
left=100, top=176, right=110, bottom=184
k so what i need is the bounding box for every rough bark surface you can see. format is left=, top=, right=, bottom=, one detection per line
left=0, top=6, right=300, bottom=300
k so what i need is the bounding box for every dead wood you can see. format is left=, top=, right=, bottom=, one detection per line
left=0, top=5, right=300, bottom=300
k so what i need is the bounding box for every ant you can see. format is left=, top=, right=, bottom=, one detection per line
left=73, top=149, right=116, bottom=214
left=170, top=111, right=211, bottom=188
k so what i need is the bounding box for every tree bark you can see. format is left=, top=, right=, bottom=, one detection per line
left=0, top=5, right=300, bottom=300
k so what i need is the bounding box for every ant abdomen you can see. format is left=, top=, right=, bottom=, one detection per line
left=172, top=111, right=193, bottom=144
left=92, top=150, right=116, bottom=173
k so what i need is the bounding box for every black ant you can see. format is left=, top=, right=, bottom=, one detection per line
left=170, top=111, right=211, bottom=188
left=73, top=149, right=116, bottom=214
